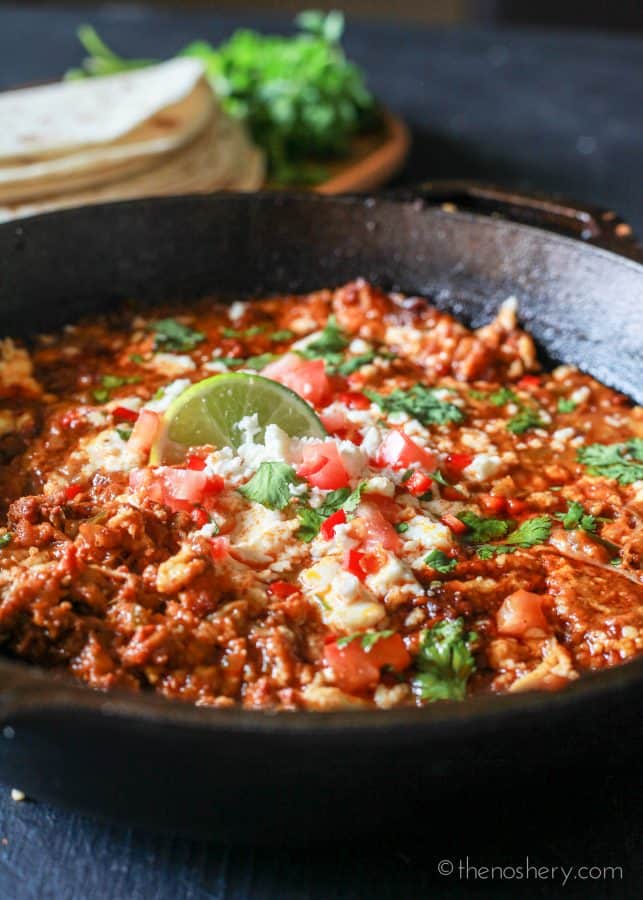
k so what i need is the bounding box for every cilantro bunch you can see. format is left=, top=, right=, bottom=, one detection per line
left=68, top=12, right=379, bottom=184
left=412, top=619, right=477, bottom=702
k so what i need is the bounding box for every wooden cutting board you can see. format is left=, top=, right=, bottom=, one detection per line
left=313, top=111, right=410, bottom=194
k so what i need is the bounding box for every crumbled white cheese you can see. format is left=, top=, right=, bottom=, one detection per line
left=203, top=359, right=231, bottom=373
left=231, top=505, right=300, bottom=566
left=299, top=557, right=385, bottom=631
left=463, top=452, right=503, bottom=482
left=571, top=385, right=591, bottom=404
left=349, top=338, right=372, bottom=354
left=365, top=551, right=421, bottom=600
left=311, top=522, right=358, bottom=560
left=143, top=378, right=192, bottom=413
left=146, top=353, right=196, bottom=377
left=362, top=476, right=395, bottom=497
left=228, top=301, right=248, bottom=322
left=400, top=514, right=453, bottom=569
left=79, top=428, right=143, bottom=476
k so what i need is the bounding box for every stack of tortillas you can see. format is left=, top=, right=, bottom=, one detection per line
left=0, top=58, right=264, bottom=222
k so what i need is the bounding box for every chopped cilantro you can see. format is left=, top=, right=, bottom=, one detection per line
left=506, top=406, right=545, bottom=435
left=365, top=385, right=464, bottom=426
left=577, top=440, right=643, bottom=485
left=424, top=549, right=457, bottom=573
left=490, top=387, right=519, bottom=407
left=555, top=501, right=597, bottom=533
left=129, top=353, right=145, bottom=364
left=222, top=325, right=265, bottom=339
left=240, top=353, right=279, bottom=370
left=337, top=630, right=395, bottom=651
left=296, top=482, right=367, bottom=541
left=238, top=461, right=297, bottom=510
left=152, top=319, right=205, bottom=352
left=412, top=618, right=477, bottom=702
left=93, top=373, right=141, bottom=403
left=337, top=351, right=377, bottom=376
left=0, top=533, right=12, bottom=549
left=299, top=316, right=349, bottom=362
left=296, top=505, right=324, bottom=542
left=476, top=515, right=552, bottom=559
left=557, top=397, right=577, bottom=413
left=395, top=522, right=409, bottom=534
left=116, top=427, right=132, bottom=441
left=468, top=389, right=488, bottom=401
left=457, top=510, right=513, bottom=543
left=270, top=329, right=295, bottom=342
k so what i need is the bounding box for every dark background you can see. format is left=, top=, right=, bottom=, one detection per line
left=0, top=4, right=642, bottom=899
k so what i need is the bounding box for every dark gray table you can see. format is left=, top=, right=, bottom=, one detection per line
left=0, top=6, right=642, bottom=899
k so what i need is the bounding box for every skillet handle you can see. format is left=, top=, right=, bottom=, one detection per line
left=392, top=180, right=642, bottom=262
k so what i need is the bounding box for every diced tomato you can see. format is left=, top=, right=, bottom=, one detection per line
left=320, top=508, right=346, bottom=540
left=267, top=581, right=300, bottom=599
left=127, top=409, right=160, bottom=457
left=445, top=452, right=473, bottom=474
left=441, top=512, right=469, bottom=535
left=345, top=549, right=367, bottom=581
left=112, top=406, right=139, bottom=423
left=441, top=486, right=465, bottom=501
left=186, top=453, right=207, bottom=471
left=261, top=353, right=331, bottom=407
left=497, top=589, right=549, bottom=637
left=365, top=493, right=400, bottom=521
left=129, top=466, right=223, bottom=512
left=65, top=484, right=83, bottom=501
left=191, top=507, right=210, bottom=528
left=506, top=497, right=528, bottom=516
left=297, top=442, right=350, bottom=490
left=405, top=471, right=433, bottom=496
left=376, top=430, right=437, bottom=471
left=129, top=467, right=164, bottom=503
left=479, top=494, right=508, bottom=515
left=209, top=537, right=229, bottom=561
left=324, top=633, right=411, bottom=694
left=358, top=501, right=401, bottom=552
left=337, top=391, right=371, bottom=410
left=518, top=375, right=541, bottom=389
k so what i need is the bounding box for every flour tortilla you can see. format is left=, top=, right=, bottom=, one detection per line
left=0, top=58, right=208, bottom=162
left=0, top=115, right=265, bottom=223
left=0, top=76, right=217, bottom=203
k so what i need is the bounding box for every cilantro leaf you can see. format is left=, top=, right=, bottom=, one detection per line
left=337, top=630, right=395, bottom=651
left=412, top=618, right=477, bottom=702
left=116, top=427, right=132, bottom=441
left=476, top=515, right=552, bottom=558
left=337, top=351, right=377, bottom=376
left=299, top=316, right=349, bottom=362
left=365, top=385, right=464, bottom=426
left=240, top=353, right=280, bottom=370
left=457, top=510, right=512, bottom=543
left=222, top=325, right=265, bottom=339
left=238, top=462, right=297, bottom=510
left=577, top=440, right=643, bottom=485
left=557, top=397, right=577, bottom=413
left=0, top=533, right=12, bottom=549
left=490, top=387, right=519, bottom=407
left=270, top=330, right=295, bottom=342
left=555, top=501, right=597, bottom=533
left=93, top=373, right=141, bottom=403
left=395, top=522, right=409, bottom=533
left=296, top=505, right=324, bottom=542
left=424, top=549, right=457, bottom=573
left=152, top=319, right=205, bottom=352
left=506, top=406, right=545, bottom=435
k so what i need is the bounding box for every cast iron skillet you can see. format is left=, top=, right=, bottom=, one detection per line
left=0, top=184, right=641, bottom=842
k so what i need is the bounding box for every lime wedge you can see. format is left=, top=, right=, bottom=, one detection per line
left=150, top=372, right=327, bottom=464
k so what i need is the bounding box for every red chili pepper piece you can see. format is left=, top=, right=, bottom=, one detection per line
left=267, top=581, right=300, bottom=599
left=65, top=484, right=83, bottom=501
left=441, top=513, right=469, bottom=535
left=405, top=471, right=434, bottom=496
left=345, top=549, right=367, bottom=581
left=320, top=508, right=347, bottom=540
left=186, top=454, right=207, bottom=471
left=337, top=391, right=371, bottom=410
left=112, top=406, right=139, bottom=423
left=518, top=375, right=541, bottom=388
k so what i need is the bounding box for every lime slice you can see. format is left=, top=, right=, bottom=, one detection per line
left=150, top=372, right=327, bottom=464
